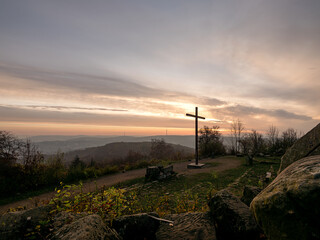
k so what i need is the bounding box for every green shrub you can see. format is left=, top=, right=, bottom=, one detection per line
left=102, top=165, right=119, bottom=175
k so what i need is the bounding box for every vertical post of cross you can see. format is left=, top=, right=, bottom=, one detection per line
left=186, top=107, right=205, bottom=166
left=195, top=107, right=199, bottom=165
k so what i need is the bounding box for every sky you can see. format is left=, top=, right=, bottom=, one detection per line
left=0, top=0, right=319, bottom=136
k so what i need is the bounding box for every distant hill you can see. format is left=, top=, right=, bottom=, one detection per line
left=34, top=135, right=195, bottom=154
left=64, top=141, right=194, bottom=164
left=28, top=135, right=90, bottom=142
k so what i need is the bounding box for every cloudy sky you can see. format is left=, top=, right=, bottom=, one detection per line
left=0, top=0, right=319, bottom=136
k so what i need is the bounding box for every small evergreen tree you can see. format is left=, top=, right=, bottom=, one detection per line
left=68, top=155, right=86, bottom=181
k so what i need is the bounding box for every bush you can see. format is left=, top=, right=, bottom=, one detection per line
left=102, top=165, right=119, bottom=175
left=45, top=152, right=66, bottom=180
left=199, top=126, right=226, bottom=158
left=0, top=164, right=24, bottom=198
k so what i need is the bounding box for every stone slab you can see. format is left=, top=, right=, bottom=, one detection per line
left=187, top=163, right=205, bottom=169
left=279, top=123, right=320, bottom=172
left=156, top=212, right=216, bottom=240
left=209, top=190, right=260, bottom=240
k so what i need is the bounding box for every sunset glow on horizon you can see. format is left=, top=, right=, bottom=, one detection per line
left=1, top=1, right=319, bottom=137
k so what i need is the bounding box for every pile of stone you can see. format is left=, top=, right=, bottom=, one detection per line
left=0, top=189, right=260, bottom=240
left=251, top=123, right=320, bottom=240
left=145, top=165, right=175, bottom=181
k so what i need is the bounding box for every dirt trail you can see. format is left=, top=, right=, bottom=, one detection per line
left=0, top=156, right=241, bottom=215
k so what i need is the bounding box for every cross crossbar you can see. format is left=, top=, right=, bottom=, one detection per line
left=186, top=113, right=205, bottom=119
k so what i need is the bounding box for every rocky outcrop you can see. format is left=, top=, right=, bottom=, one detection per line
left=241, top=185, right=262, bottom=206
left=51, top=213, right=120, bottom=240
left=1, top=207, right=216, bottom=240
left=251, top=155, right=320, bottom=240
left=279, top=123, right=320, bottom=172
left=0, top=205, right=53, bottom=240
left=156, top=212, right=216, bottom=240
left=208, top=189, right=260, bottom=240
left=112, top=213, right=160, bottom=240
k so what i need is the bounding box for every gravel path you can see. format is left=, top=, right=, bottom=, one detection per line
left=0, top=156, right=241, bottom=214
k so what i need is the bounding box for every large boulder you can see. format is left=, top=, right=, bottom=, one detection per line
left=251, top=155, right=320, bottom=240
left=156, top=212, right=217, bottom=240
left=241, top=186, right=262, bottom=206
left=208, top=190, right=260, bottom=240
left=0, top=205, right=53, bottom=240
left=112, top=213, right=159, bottom=240
left=51, top=212, right=120, bottom=240
left=279, top=123, right=320, bottom=172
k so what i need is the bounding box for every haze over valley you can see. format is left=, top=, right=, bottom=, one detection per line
left=32, top=135, right=195, bottom=154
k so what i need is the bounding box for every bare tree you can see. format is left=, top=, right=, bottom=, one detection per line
left=0, top=130, right=23, bottom=167
left=240, top=130, right=264, bottom=155
left=239, top=135, right=251, bottom=155
left=0, top=131, right=45, bottom=192
left=266, top=125, right=280, bottom=155
left=150, top=138, right=174, bottom=160
left=267, top=125, right=279, bottom=148
left=21, top=139, right=44, bottom=187
left=230, top=119, right=245, bottom=154
left=22, top=139, right=44, bottom=168
left=239, top=129, right=265, bottom=165
left=249, top=130, right=265, bottom=155
left=282, top=128, right=298, bottom=150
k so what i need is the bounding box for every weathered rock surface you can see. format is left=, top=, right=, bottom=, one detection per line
left=156, top=212, right=216, bottom=240
left=310, top=144, right=320, bottom=156
left=113, top=212, right=159, bottom=240
left=51, top=211, right=88, bottom=231
left=241, top=185, right=262, bottom=206
left=279, top=123, right=320, bottom=172
left=0, top=205, right=53, bottom=240
left=251, top=155, right=320, bottom=240
left=51, top=213, right=120, bottom=240
left=208, top=189, right=260, bottom=240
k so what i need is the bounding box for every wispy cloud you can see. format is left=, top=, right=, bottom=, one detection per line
left=23, top=105, right=127, bottom=112
left=0, top=62, right=159, bottom=98
left=0, top=61, right=317, bottom=134
left=0, top=62, right=226, bottom=110
left=214, top=105, right=313, bottom=121
left=0, top=105, right=191, bottom=128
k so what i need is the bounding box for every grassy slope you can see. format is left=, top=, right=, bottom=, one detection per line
left=2, top=156, right=280, bottom=216
left=113, top=156, right=280, bottom=215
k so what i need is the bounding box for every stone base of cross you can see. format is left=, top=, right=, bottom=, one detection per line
left=186, top=107, right=206, bottom=169
left=187, top=162, right=205, bottom=169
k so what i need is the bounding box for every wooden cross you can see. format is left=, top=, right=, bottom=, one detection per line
left=186, top=107, right=205, bottom=165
